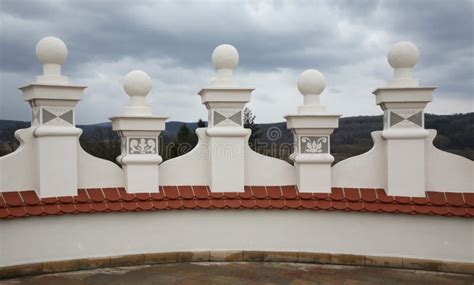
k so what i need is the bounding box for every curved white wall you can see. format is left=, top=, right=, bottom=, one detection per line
left=1, top=211, right=472, bottom=267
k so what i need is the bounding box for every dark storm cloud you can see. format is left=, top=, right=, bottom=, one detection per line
left=0, top=0, right=472, bottom=123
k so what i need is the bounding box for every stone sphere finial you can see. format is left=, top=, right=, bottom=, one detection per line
left=123, top=70, right=152, bottom=116
left=387, top=41, right=419, bottom=69
left=212, top=44, right=239, bottom=71
left=36, top=36, right=68, bottom=65
left=124, top=70, right=152, bottom=97
left=297, top=69, right=326, bottom=96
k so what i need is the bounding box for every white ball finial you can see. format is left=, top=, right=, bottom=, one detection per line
left=212, top=44, right=239, bottom=70
left=297, top=69, right=326, bottom=96
left=35, top=36, right=68, bottom=65
left=387, top=41, right=419, bottom=69
left=123, top=70, right=152, bottom=97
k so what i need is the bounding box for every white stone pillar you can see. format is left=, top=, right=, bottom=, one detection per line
left=198, top=45, right=254, bottom=193
left=110, top=71, right=167, bottom=193
left=19, top=37, right=86, bottom=198
left=373, top=42, right=436, bottom=197
left=285, top=70, right=340, bottom=193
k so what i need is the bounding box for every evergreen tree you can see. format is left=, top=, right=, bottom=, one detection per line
left=243, top=107, right=259, bottom=149
left=197, top=119, right=206, bottom=128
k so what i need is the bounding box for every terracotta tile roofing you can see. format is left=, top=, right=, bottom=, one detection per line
left=0, top=186, right=473, bottom=219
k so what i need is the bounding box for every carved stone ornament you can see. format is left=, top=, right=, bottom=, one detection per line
left=128, top=137, right=158, bottom=154
left=299, top=136, right=329, bottom=154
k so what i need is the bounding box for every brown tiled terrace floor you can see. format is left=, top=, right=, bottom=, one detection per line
left=1, top=262, right=473, bottom=285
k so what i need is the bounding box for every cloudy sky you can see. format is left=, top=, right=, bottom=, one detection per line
left=1, top=0, right=472, bottom=124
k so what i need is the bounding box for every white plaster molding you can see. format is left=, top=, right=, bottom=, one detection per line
left=332, top=130, right=474, bottom=193
left=425, top=130, right=474, bottom=192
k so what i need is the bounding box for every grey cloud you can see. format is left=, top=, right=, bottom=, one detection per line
left=0, top=0, right=472, bottom=123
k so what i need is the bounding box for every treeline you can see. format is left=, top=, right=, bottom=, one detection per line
left=0, top=112, right=472, bottom=164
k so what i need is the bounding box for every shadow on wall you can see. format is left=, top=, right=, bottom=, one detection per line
left=0, top=112, right=472, bottom=164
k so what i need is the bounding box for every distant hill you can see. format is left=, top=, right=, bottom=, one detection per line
left=1, top=113, right=472, bottom=162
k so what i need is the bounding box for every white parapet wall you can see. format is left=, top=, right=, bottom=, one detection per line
left=0, top=211, right=472, bottom=267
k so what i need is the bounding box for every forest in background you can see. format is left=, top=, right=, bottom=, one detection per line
left=0, top=112, right=472, bottom=165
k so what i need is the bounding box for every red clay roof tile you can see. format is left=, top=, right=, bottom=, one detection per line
left=196, top=199, right=211, bottom=209
left=428, top=206, right=448, bottom=215
left=162, top=186, right=179, bottom=200
left=329, top=188, right=345, bottom=201
left=347, top=202, right=364, bottom=211
left=150, top=190, right=165, bottom=201
left=415, top=205, right=431, bottom=215
left=1, top=186, right=472, bottom=219
left=411, top=197, right=429, bottom=205
left=76, top=189, right=90, bottom=203
left=375, top=189, right=393, bottom=203
left=123, top=202, right=139, bottom=211
left=152, top=200, right=167, bottom=210
left=241, top=199, right=256, bottom=208
left=223, top=192, right=239, bottom=199
left=26, top=205, right=44, bottom=216
left=178, top=186, right=194, bottom=199
left=210, top=191, right=224, bottom=199
left=380, top=203, right=398, bottom=213
left=281, top=186, right=298, bottom=199
left=315, top=200, right=331, bottom=210
left=0, top=208, right=8, bottom=218
left=106, top=202, right=123, bottom=212
left=137, top=201, right=153, bottom=211
left=43, top=205, right=60, bottom=215
left=91, top=203, right=108, bottom=212
left=286, top=200, right=301, bottom=209
left=182, top=200, right=197, bottom=209
left=301, top=200, right=317, bottom=209
left=59, top=204, right=76, bottom=214
left=239, top=187, right=253, bottom=199
left=298, top=192, right=314, bottom=200
left=266, top=186, right=282, bottom=199
left=87, top=188, right=105, bottom=202
left=255, top=199, right=270, bottom=209
left=58, top=196, right=74, bottom=203
left=135, top=193, right=151, bottom=201
left=332, top=201, right=347, bottom=210
left=103, top=188, right=121, bottom=202
left=251, top=186, right=267, bottom=199
left=117, top=188, right=136, bottom=201
left=365, top=203, right=381, bottom=212
left=193, top=186, right=210, bottom=199
left=211, top=199, right=226, bottom=208
left=360, top=188, right=377, bottom=202
left=9, top=207, right=27, bottom=217
left=314, top=193, right=329, bottom=200
left=427, top=192, right=447, bottom=206
left=343, top=188, right=360, bottom=202
left=41, top=197, right=58, bottom=204
left=20, top=191, right=41, bottom=205
left=393, top=196, right=412, bottom=204
left=464, top=193, right=474, bottom=207
left=76, top=203, right=93, bottom=213
left=445, top=193, right=465, bottom=206
left=269, top=199, right=285, bottom=208
left=2, top=192, right=23, bottom=206
left=226, top=199, right=241, bottom=209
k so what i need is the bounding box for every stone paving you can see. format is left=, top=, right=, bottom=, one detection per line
left=1, top=262, right=473, bottom=285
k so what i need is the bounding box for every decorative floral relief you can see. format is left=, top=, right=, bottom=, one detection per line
left=128, top=138, right=157, bottom=154
left=300, top=136, right=329, bottom=154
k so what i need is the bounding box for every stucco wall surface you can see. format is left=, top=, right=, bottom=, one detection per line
left=0, top=210, right=472, bottom=267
